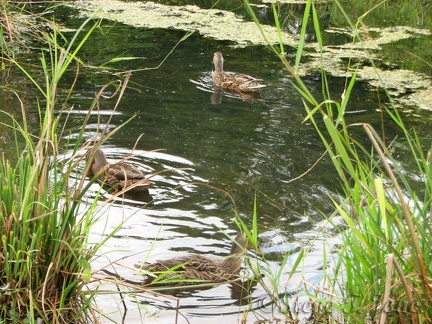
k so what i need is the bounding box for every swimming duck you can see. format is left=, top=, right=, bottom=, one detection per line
left=138, top=232, right=261, bottom=284
left=212, top=52, right=266, bottom=93
left=86, top=149, right=152, bottom=193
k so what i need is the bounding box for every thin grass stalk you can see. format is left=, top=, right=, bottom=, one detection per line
left=236, top=196, right=306, bottom=321
left=271, top=3, right=285, bottom=59
left=243, top=0, right=317, bottom=106
left=295, top=1, right=311, bottom=72
left=364, top=124, right=431, bottom=305
left=379, top=254, right=394, bottom=324
left=392, top=255, right=418, bottom=323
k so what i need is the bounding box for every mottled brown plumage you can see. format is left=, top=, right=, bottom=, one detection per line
left=212, top=52, right=266, bottom=93
left=139, top=232, right=259, bottom=284
left=86, top=149, right=152, bottom=192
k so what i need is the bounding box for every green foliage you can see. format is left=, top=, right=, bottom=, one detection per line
left=244, top=0, right=432, bottom=322
left=0, top=144, right=98, bottom=322
left=236, top=196, right=303, bottom=322
left=0, top=16, right=104, bottom=322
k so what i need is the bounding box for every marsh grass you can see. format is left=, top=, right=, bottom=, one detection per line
left=0, top=0, right=18, bottom=56
left=238, top=196, right=305, bottom=322
left=244, top=0, right=432, bottom=322
left=0, top=1, right=54, bottom=58
left=0, top=132, right=98, bottom=323
left=2, top=5, right=249, bottom=322
left=0, top=15, right=129, bottom=322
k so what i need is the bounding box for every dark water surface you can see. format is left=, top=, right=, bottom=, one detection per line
left=2, top=1, right=432, bottom=323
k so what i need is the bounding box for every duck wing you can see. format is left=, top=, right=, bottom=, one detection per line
left=234, top=73, right=266, bottom=89
left=107, top=162, right=145, bottom=180
left=155, top=255, right=219, bottom=271
left=146, top=255, right=232, bottom=282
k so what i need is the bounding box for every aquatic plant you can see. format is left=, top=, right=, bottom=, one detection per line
left=0, top=0, right=18, bottom=56
left=0, top=1, right=54, bottom=57
left=244, top=0, right=432, bottom=322
left=0, top=16, right=111, bottom=322
left=0, top=6, right=202, bottom=322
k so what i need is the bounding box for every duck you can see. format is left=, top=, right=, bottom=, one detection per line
left=138, top=232, right=261, bottom=284
left=212, top=52, right=266, bottom=93
left=86, top=149, right=152, bottom=193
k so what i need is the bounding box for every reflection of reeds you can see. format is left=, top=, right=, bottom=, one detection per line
left=243, top=0, right=432, bottom=322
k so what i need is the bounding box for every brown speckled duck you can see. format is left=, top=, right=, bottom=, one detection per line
left=138, top=232, right=261, bottom=284
left=86, top=149, right=152, bottom=193
left=212, top=52, right=266, bottom=93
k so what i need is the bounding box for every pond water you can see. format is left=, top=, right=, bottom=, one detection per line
left=2, top=1, right=432, bottom=323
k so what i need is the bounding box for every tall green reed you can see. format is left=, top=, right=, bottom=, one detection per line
left=244, top=0, right=432, bottom=322
left=0, top=16, right=108, bottom=322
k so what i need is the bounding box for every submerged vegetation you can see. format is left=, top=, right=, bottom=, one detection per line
left=1, top=0, right=432, bottom=323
